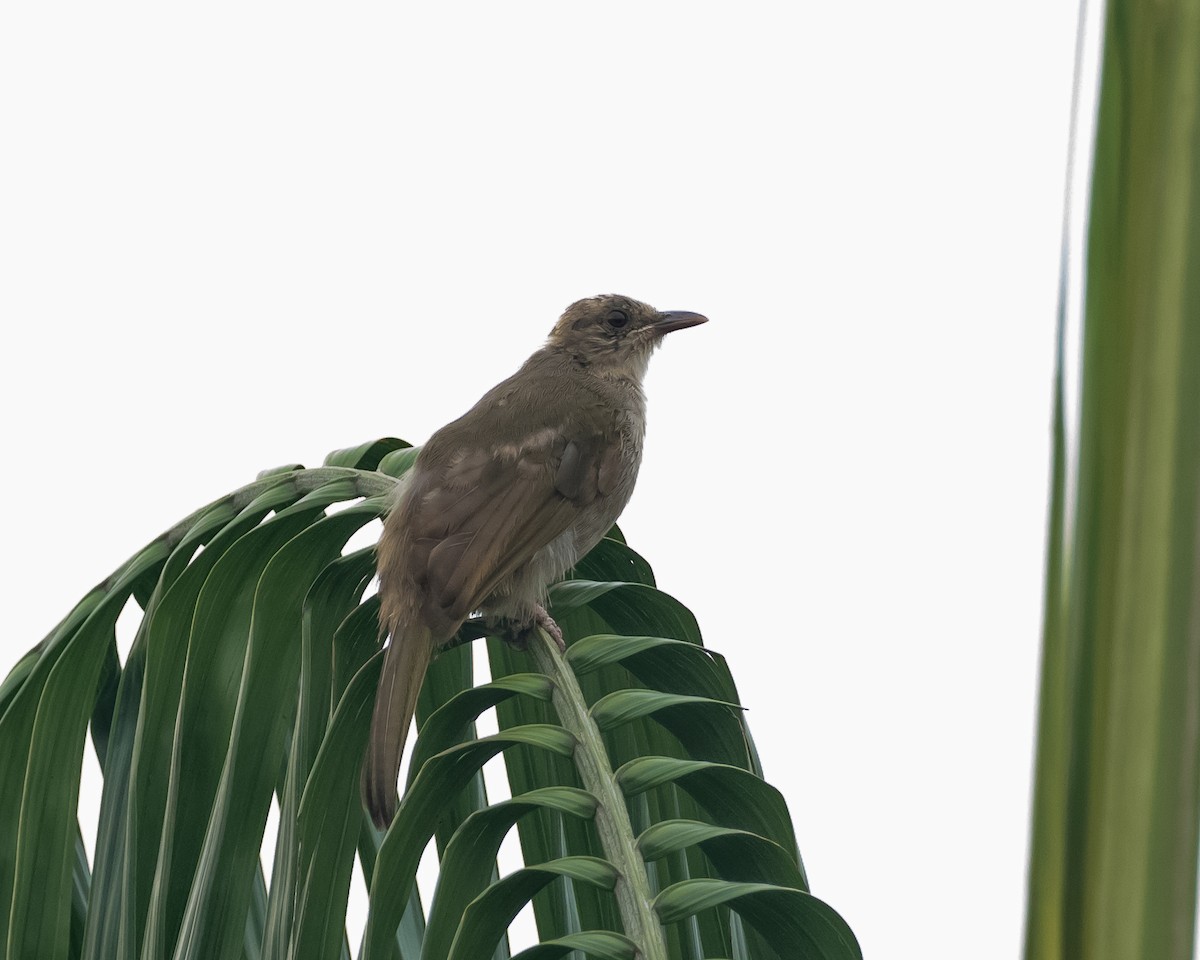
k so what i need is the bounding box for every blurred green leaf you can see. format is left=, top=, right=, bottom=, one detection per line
left=1024, top=1, right=1200, bottom=958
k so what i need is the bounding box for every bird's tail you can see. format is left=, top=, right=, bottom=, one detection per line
left=363, top=623, right=434, bottom=828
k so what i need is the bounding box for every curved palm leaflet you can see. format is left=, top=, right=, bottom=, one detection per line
left=0, top=437, right=860, bottom=960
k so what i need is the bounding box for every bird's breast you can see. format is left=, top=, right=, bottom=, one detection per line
left=572, top=421, right=643, bottom=557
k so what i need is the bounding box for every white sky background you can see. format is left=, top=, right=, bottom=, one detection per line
left=0, top=2, right=1081, bottom=957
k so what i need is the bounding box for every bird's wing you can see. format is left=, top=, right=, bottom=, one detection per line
left=405, top=426, right=614, bottom=628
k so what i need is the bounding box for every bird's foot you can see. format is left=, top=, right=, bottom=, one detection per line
left=533, top=605, right=566, bottom=652
left=494, top=605, right=566, bottom=653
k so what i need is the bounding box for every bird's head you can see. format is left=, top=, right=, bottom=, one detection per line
left=546, top=294, right=708, bottom=377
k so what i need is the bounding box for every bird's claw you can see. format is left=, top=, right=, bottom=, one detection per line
left=496, top=605, right=566, bottom=653
left=534, top=605, right=566, bottom=652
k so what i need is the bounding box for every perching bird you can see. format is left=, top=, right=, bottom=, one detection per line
left=363, top=294, right=707, bottom=827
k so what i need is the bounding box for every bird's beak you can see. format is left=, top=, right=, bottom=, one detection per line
left=652, top=310, right=709, bottom=335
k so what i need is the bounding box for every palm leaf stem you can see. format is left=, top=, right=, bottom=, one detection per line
left=529, top=629, right=669, bottom=960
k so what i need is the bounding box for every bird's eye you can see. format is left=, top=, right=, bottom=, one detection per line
left=607, top=309, right=629, bottom=328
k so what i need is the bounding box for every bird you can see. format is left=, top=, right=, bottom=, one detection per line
left=363, top=293, right=707, bottom=827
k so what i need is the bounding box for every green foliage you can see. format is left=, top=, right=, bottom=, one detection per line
left=0, top=441, right=858, bottom=960
left=1024, top=0, right=1200, bottom=957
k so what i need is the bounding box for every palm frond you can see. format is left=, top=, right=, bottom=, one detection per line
left=0, top=440, right=858, bottom=960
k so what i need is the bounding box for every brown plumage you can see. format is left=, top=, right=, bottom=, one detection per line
left=364, top=294, right=707, bottom=827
